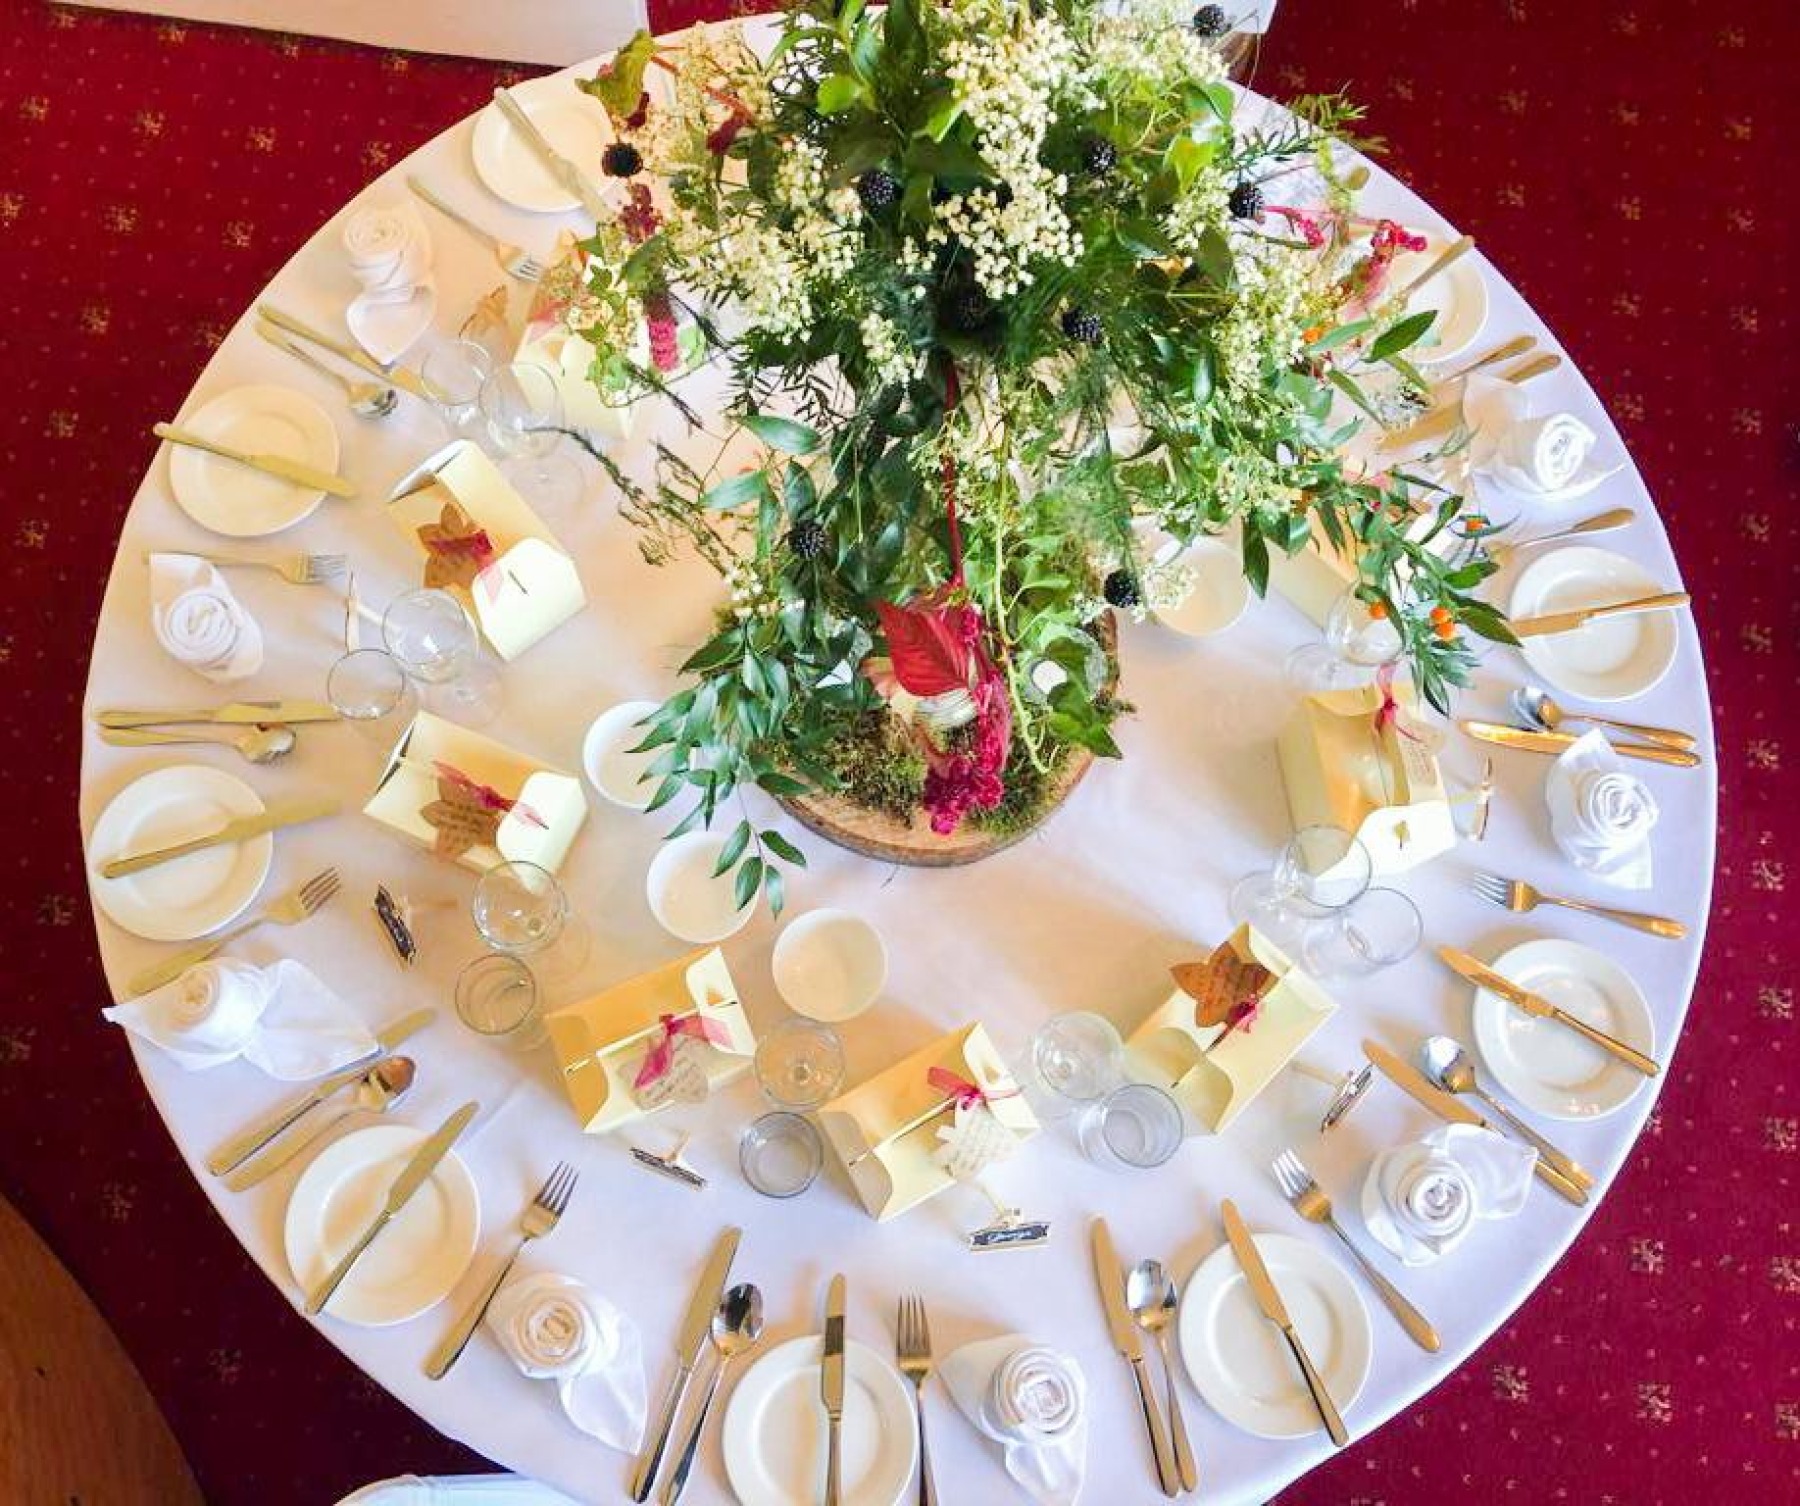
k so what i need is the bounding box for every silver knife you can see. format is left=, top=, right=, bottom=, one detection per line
left=631, top=1227, right=742, bottom=1501
left=1221, top=1199, right=1348, bottom=1447
left=254, top=302, right=440, bottom=400
left=822, top=1273, right=846, bottom=1506
left=205, top=1009, right=435, bottom=1174
left=1439, top=946, right=1661, bottom=1078
left=492, top=87, right=611, bottom=219
left=98, top=700, right=340, bottom=729
left=1459, top=719, right=1700, bottom=769
left=305, top=1100, right=478, bottom=1315
left=1091, top=1218, right=1179, bottom=1496
left=99, top=795, right=339, bottom=879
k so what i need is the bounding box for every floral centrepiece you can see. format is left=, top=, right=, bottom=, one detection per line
left=572, top=1, right=1508, bottom=904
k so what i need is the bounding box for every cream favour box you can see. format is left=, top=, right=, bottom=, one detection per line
left=363, top=710, right=587, bottom=876
left=1129, top=925, right=1336, bottom=1133
left=818, top=1023, right=1039, bottom=1223
left=545, top=948, right=754, bottom=1135
left=1277, top=686, right=1458, bottom=875
left=388, top=440, right=586, bottom=662
left=515, top=234, right=638, bottom=442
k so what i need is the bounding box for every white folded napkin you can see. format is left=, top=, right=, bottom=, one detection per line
left=1545, top=729, right=1658, bottom=888
left=1363, top=1123, right=1537, bottom=1266
left=942, top=1335, right=1087, bottom=1506
left=1462, top=374, right=1621, bottom=501
left=102, top=958, right=377, bottom=1079
left=486, top=1272, right=646, bottom=1452
left=149, top=553, right=262, bottom=682
left=344, top=201, right=433, bottom=304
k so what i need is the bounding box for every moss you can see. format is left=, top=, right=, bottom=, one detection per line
left=815, top=710, right=926, bottom=823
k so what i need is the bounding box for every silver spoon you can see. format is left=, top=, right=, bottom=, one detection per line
left=1126, top=1259, right=1198, bottom=1494
left=255, top=320, right=399, bottom=418
left=1511, top=685, right=1696, bottom=752
left=223, top=1055, right=417, bottom=1191
left=99, top=723, right=298, bottom=764
left=1418, top=1037, right=1593, bottom=1190
left=662, top=1283, right=764, bottom=1506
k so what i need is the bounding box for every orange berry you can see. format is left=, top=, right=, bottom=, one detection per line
left=1429, top=605, right=1452, bottom=624
left=1366, top=600, right=1389, bottom=620
left=1433, top=619, right=1457, bottom=641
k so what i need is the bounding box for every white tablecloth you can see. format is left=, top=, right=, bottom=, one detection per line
left=78, top=32, right=1715, bottom=1506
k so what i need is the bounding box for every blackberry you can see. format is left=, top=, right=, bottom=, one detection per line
left=1081, top=134, right=1118, bottom=178
left=947, top=287, right=993, bottom=333
left=787, top=520, right=829, bottom=560
left=856, top=169, right=900, bottom=211
left=1191, top=4, right=1229, bottom=38
left=1227, top=180, right=1265, bottom=219
left=1102, top=568, right=1141, bottom=608
left=1061, top=307, right=1104, bottom=345
left=601, top=141, right=643, bottom=178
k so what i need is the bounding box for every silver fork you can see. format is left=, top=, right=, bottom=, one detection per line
left=200, top=552, right=348, bottom=586
left=426, top=1161, right=578, bottom=1378
left=126, top=868, right=341, bottom=995
left=1470, top=871, right=1688, bottom=940
left=895, top=1296, right=938, bottom=1506
left=407, top=174, right=546, bottom=282
left=1271, top=1150, right=1441, bottom=1353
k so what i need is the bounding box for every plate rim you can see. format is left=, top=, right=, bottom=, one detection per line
left=1509, top=543, right=1679, bottom=703
left=470, top=76, right=612, bottom=214
left=1408, top=243, right=1490, bottom=366
left=1471, top=936, right=1655, bottom=1122
left=281, top=1121, right=480, bottom=1327
left=86, top=762, right=273, bottom=942
left=167, top=382, right=339, bottom=539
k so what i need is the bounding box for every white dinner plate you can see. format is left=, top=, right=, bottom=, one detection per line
left=1179, top=1231, right=1372, bottom=1439
left=772, top=908, right=887, bottom=1021
left=86, top=764, right=273, bottom=943
left=471, top=76, right=613, bottom=214
left=166, top=384, right=340, bottom=539
left=582, top=699, right=662, bottom=810
left=646, top=830, right=754, bottom=944
left=1470, top=938, right=1655, bottom=1121
left=1509, top=545, right=1680, bottom=703
left=284, top=1123, right=480, bottom=1326
left=723, top=1336, right=917, bottom=1506
left=1390, top=235, right=1488, bottom=365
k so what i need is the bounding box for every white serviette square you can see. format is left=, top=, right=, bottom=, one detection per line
left=942, top=1335, right=1087, bottom=1506
left=149, top=552, right=263, bottom=682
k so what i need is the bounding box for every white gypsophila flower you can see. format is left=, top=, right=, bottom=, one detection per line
left=773, top=139, right=827, bottom=212
left=1164, top=164, right=1233, bottom=257
left=1086, top=4, right=1228, bottom=100
left=940, top=10, right=1081, bottom=181
left=859, top=311, right=921, bottom=389
left=927, top=166, right=1081, bottom=299
left=1143, top=558, right=1198, bottom=612
left=1214, top=240, right=1323, bottom=393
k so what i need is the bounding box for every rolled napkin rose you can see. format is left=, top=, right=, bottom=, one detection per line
left=102, top=958, right=378, bottom=1078
left=1461, top=375, right=1621, bottom=501
left=942, top=1335, right=1087, bottom=1506
left=1546, top=729, right=1658, bottom=888
left=486, top=1272, right=646, bottom=1452
left=343, top=201, right=433, bottom=303
left=149, top=553, right=262, bottom=681
left=1364, top=1123, right=1537, bottom=1266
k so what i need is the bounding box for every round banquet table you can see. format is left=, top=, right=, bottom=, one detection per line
left=78, top=20, right=1716, bottom=1506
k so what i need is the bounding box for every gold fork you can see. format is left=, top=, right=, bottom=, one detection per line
left=426, top=1161, right=579, bottom=1378
left=896, top=1295, right=939, bottom=1506
left=1271, top=1150, right=1440, bottom=1353
left=1470, top=871, right=1687, bottom=940
left=125, top=868, right=341, bottom=994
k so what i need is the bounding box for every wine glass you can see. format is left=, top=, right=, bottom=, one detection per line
left=420, top=337, right=494, bottom=441
left=1300, top=886, right=1424, bottom=980
left=753, top=1018, right=847, bottom=1111
left=480, top=362, right=582, bottom=522
left=1229, top=824, right=1373, bottom=948
left=1285, top=586, right=1406, bottom=694
left=380, top=587, right=504, bottom=727
left=326, top=647, right=417, bottom=745
left=472, top=859, right=589, bottom=983
left=1019, top=1012, right=1125, bottom=1121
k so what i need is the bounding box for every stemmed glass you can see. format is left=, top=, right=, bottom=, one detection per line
left=472, top=859, right=589, bottom=984
left=421, top=337, right=494, bottom=442
left=1299, top=886, right=1424, bottom=981
left=754, top=1018, right=847, bottom=1112
left=326, top=646, right=418, bottom=745
left=479, top=363, right=582, bottom=522
left=380, top=587, right=504, bottom=727
left=1017, top=1012, right=1125, bottom=1122
left=1285, top=586, right=1405, bottom=694
left=1229, top=824, right=1373, bottom=949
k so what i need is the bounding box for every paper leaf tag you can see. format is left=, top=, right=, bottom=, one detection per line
left=931, top=1101, right=1017, bottom=1183
left=1172, top=940, right=1278, bottom=1030
left=417, top=502, right=497, bottom=591
left=419, top=774, right=504, bottom=860
left=629, top=1033, right=711, bottom=1111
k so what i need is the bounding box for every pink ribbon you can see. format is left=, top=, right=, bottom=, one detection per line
left=633, top=1012, right=731, bottom=1090
left=926, top=1066, right=1019, bottom=1111
left=1372, top=662, right=1422, bottom=743
left=432, top=762, right=549, bottom=830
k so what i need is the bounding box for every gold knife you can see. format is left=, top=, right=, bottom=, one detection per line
left=1438, top=947, right=1660, bottom=1078
left=1362, top=1040, right=1588, bottom=1205
left=204, top=1008, right=435, bottom=1175
left=1220, top=1199, right=1347, bottom=1447
left=100, top=795, right=339, bottom=879
left=492, top=86, right=611, bottom=220
left=630, top=1226, right=742, bottom=1502
left=153, top=422, right=357, bottom=499
left=98, top=700, right=341, bottom=729
left=1090, top=1218, right=1179, bottom=1496
left=821, top=1273, right=847, bottom=1506
left=1380, top=351, right=1563, bottom=450
left=1510, top=590, right=1689, bottom=639
left=1395, top=233, right=1474, bottom=304
left=1459, top=719, right=1700, bottom=769
left=305, top=1100, right=478, bottom=1315
left=255, top=302, right=439, bottom=400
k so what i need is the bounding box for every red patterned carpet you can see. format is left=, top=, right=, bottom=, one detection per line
left=5, top=0, right=1795, bottom=1500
